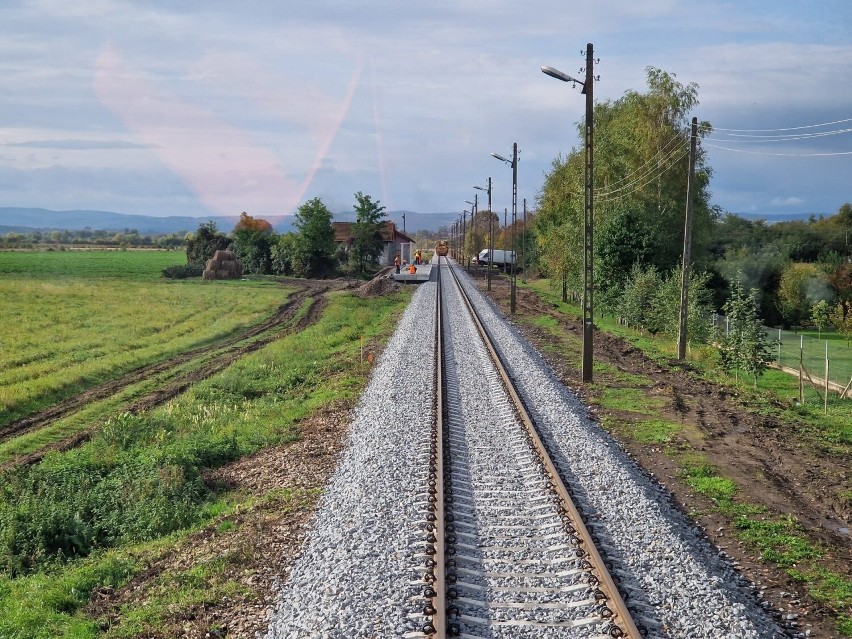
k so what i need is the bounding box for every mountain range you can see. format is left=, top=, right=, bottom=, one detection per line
left=0, top=207, right=460, bottom=236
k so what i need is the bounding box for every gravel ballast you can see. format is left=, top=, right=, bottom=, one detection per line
left=265, top=264, right=787, bottom=638
left=265, top=281, right=436, bottom=638
left=454, top=268, right=786, bottom=639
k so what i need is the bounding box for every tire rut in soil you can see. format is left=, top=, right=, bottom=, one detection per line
left=0, top=288, right=329, bottom=469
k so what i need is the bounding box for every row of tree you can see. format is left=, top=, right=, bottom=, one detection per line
left=526, top=65, right=852, bottom=382
left=0, top=228, right=186, bottom=249
left=184, top=192, right=388, bottom=279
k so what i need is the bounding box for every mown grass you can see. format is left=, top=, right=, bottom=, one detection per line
left=0, top=287, right=410, bottom=638
left=522, top=277, right=852, bottom=636
left=0, top=250, right=289, bottom=427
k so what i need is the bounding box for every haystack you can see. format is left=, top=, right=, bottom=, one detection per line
left=203, top=249, right=243, bottom=280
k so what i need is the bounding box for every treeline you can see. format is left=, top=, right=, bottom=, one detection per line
left=0, top=228, right=186, bottom=249
left=533, top=65, right=852, bottom=337
left=170, top=192, right=388, bottom=279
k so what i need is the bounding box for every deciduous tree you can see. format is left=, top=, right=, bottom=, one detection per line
left=718, top=276, right=773, bottom=386
left=185, top=220, right=230, bottom=266
left=292, top=198, right=336, bottom=278
left=349, top=192, right=387, bottom=277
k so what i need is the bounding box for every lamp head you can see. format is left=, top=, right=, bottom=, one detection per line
left=541, top=65, right=585, bottom=92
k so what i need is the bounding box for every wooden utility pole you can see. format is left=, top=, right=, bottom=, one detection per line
left=581, top=42, right=595, bottom=382
left=677, top=116, right=699, bottom=361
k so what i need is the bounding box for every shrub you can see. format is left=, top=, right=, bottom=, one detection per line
left=161, top=264, right=203, bottom=279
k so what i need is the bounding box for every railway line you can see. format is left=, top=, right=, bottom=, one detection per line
left=423, top=257, right=640, bottom=638
left=266, top=259, right=784, bottom=639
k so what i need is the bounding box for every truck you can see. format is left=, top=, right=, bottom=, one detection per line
left=477, top=249, right=516, bottom=267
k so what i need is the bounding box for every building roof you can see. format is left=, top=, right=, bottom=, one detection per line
left=332, top=221, right=415, bottom=244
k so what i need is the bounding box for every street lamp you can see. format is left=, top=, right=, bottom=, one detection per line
left=541, top=43, right=595, bottom=382
left=474, top=179, right=492, bottom=290
left=465, top=196, right=478, bottom=272
left=492, top=143, right=518, bottom=314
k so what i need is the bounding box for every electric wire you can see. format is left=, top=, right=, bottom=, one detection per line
left=596, top=129, right=687, bottom=191
left=703, top=143, right=852, bottom=157
left=595, top=141, right=688, bottom=200
left=710, top=117, right=852, bottom=133
left=596, top=146, right=691, bottom=203
left=703, top=116, right=852, bottom=156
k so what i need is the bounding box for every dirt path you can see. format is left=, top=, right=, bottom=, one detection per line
left=474, top=270, right=850, bottom=637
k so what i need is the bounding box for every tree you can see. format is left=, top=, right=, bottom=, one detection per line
left=826, top=263, right=852, bottom=304
left=231, top=213, right=274, bottom=275
left=185, top=221, right=230, bottom=267
left=234, top=211, right=273, bottom=234
left=618, top=263, right=662, bottom=333
left=777, top=262, right=824, bottom=328
left=271, top=232, right=298, bottom=276
left=830, top=302, right=852, bottom=345
left=718, top=276, right=773, bottom=386
left=535, top=67, right=715, bottom=302
left=811, top=299, right=831, bottom=338
left=349, top=192, right=387, bottom=277
left=292, top=198, right=336, bottom=278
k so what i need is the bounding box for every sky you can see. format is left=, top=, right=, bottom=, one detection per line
left=0, top=0, right=850, bottom=225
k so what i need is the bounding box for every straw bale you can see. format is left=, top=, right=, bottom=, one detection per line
left=202, top=269, right=216, bottom=280
left=206, top=259, right=222, bottom=270
left=213, top=250, right=235, bottom=262
left=221, top=260, right=237, bottom=271
left=215, top=269, right=230, bottom=278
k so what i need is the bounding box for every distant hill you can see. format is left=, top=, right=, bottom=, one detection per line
left=0, top=207, right=458, bottom=235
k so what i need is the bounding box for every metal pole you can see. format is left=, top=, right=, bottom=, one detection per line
left=522, top=198, right=527, bottom=283
left=581, top=42, right=595, bottom=383
left=462, top=210, right=467, bottom=271
left=503, top=208, right=507, bottom=274
left=487, top=178, right=493, bottom=290
left=677, top=116, right=698, bottom=360
left=510, top=142, right=518, bottom=315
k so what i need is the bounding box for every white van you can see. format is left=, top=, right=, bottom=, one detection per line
left=477, top=249, right=516, bottom=267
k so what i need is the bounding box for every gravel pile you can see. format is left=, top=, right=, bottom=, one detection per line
left=453, top=269, right=786, bottom=639
left=265, top=282, right=436, bottom=638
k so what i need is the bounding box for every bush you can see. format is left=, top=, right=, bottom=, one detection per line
left=161, top=264, right=203, bottom=279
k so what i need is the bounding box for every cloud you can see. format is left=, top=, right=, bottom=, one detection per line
left=93, top=44, right=362, bottom=216
left=770, top=196, right=805, bottom=207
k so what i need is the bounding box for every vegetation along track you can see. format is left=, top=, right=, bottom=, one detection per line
left=423, top=258, right=640, bottom=638
left=0, top=284, right=329, bottom=461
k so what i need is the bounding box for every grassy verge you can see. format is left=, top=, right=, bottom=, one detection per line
left=0, top=288, right=410, bottom=638
left=0, top=250, right=290, bottom=428
left=522, top=278, right=852, bottom=635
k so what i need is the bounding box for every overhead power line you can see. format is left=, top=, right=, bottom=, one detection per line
left=596, top=142, right=689, bottom=200
left=598, top=129, right=687, bottom=191
left=711, top=117, right=852, bottom=133
left=703, top=143, right=852, bottom=157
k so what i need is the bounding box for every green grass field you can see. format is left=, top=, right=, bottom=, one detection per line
left=0, top=290, right=409, bottom=639
left=0, top=250, right=289, bottom=426
left=0, top=248, right=412, bottom=638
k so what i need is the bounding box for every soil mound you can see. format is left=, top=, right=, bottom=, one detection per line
left=353, top=276, right=401, bottom=298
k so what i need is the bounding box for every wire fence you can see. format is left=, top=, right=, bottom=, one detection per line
left=710, top=314, right=852, bottom=399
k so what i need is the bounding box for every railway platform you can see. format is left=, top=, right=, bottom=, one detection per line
left=390, top=262, right=433, bottom=283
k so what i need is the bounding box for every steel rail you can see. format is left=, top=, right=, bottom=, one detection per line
left=425, top=256, right=447, bottom=637
left=443, top=261, right=642, bottom=639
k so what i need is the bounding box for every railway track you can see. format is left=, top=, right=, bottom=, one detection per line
left=424, top=257, right=641, bottom=638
